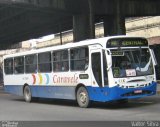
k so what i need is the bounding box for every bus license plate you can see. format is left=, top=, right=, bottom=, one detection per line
left=134, top=90, right=142, bottom=94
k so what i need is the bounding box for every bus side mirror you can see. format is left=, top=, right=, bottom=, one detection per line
left=150, top=49, right=157, bottom=66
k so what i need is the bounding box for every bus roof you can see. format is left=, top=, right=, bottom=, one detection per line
left=3, top=35, right=147, bottom=59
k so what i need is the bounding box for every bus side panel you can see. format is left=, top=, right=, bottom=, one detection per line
left=3, top=72, right=91, bottom=100
left=4, top=85, right=76, bottom=100
left=30, top=86, right=76, bottom=100
left=4, top=85, right=23, bottom=96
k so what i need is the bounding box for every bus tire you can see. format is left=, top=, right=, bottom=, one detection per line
left=76, top=86, right=90, bottom=108
left=23, top=85, right=32, bottom=102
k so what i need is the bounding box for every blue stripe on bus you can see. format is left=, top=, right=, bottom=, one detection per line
left=30, top=86, right=76, bottom=100
left=4, top=85, right=24, bottom=96
left=4, top=85, right=76, bottom=100
left=4, top=81, right=157, bottom=102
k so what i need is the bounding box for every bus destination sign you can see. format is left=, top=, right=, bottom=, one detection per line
left=107, top=38, right=148, bottom=48
left=111, top=51, right=124, bottom=56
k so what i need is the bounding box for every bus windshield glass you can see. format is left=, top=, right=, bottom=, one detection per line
left=111, top=48, right=154, bottom=78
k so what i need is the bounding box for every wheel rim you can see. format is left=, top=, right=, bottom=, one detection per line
left=79, top=91, right=87, bottom=104
left=77, top=87, right=90, bottom=108
left=24, top=87, right=31, bottom=101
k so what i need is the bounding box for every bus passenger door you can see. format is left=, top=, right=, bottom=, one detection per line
left=91, top=49, right=104, bottom=87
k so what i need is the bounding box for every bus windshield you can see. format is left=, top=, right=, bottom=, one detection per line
left=111, top=48, right=154, bottom=78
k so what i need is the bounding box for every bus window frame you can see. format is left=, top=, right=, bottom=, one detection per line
left=52, top=49, right=69, bottom=72
left=25, top=54, right=38, bottom=74
left=14, top=56, right=25, bottom=75
left=70, top=46, right=89, bottom=72
left=38, top=51, right=52, bottom=73
left=4, top=58, right=14, bottom=75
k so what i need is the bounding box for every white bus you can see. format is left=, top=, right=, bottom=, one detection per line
left=3, top=36, right=157, bottom=108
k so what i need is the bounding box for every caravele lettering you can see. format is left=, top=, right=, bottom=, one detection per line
left=53, top=74, right=78, bottom=84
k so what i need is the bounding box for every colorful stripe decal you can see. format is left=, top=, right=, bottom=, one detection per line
left=38, top=73, right=43, bottom=85
left=32, top=74, right=36, bottom=85
left=45, top=74, right=49, bottom=85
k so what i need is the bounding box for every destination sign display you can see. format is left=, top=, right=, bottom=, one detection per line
left=111, top=51, right=124, bottom=56
left=107, top=38, right=148, bottom=48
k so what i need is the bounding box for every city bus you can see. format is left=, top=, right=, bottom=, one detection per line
left=3, top=36, right=157, bottom=108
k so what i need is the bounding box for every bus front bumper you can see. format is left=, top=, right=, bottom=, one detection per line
left=86, top=81, right=157, bottom=102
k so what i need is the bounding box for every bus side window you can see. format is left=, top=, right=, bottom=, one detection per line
left=54, top=63, right=60, bottom=71
left=61, top=50, right=69, bottom=71
left=91, top=52, right=102, bottom=87
left=70, top=47, right=89, bottom=71
left=53, top=50, right=69, bottom=72
left=38, top=52, right=52, bottom=73
left=25, top=54, right=37, bottom=73
left=14, top=57, right=24, bottom=74
left=4, top=58, right=13, bottom=74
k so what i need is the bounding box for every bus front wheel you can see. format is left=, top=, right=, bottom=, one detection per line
left=76, top=86, right=90, bottom=108
left=23, top=85, right=32, bottom=102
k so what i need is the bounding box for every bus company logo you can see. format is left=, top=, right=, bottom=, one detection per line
left=53, top=74, right=78, bottom=84
left=32, top=73, right=50, bottom=85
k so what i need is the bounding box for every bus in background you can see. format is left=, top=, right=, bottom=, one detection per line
left=3, top=36, right=157, bottom=108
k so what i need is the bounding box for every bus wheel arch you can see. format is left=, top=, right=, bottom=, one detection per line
left=23, top=84, right=32, bottom=103
left=75, top=84, right=91, bottom=108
